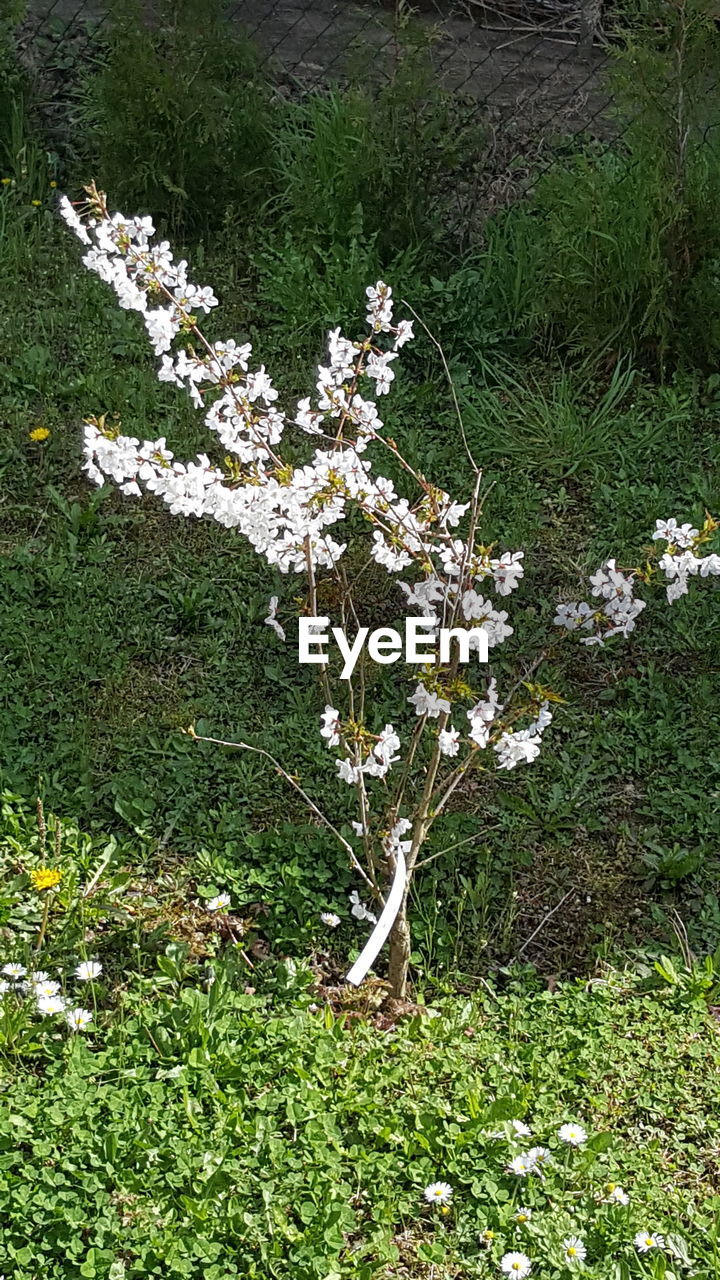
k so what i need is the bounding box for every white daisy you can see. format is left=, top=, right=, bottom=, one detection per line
left=423, top=1181, right=453, bottom=1206
left=34, top=979, right=61, bottom=999
left=515, top=1207, right=533, bottom=1224
left=526, top=1146, right=551, bottom=1167
left=500, top=1251, right=532, bottom=1277
left=558, top=1123, right=587, bottom=1146
left=320, top=912, right=341, bottom=928
left=37, top=995, right=66, bottom=1016
left=606, top=1184, right=629, bottom=1205
left=563, top=1236, right=587, bottom=1263
left=634, top=1231, right=664, bottom=1253
left=65, top=1007, right=93, bottom=1031
left=509, top=1154, right=534, bottom=1176
left=75, top=960, right=102, bottom=981
left=206, top=893, right=231, bottom=912
left=2, top=962, right=26, bottom=979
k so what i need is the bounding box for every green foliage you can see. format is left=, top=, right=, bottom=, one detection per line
left=269, top=42, right=478, bottom=261
left=654, top=948, right=720, bottom=1004
left=2, top=925, right=720, bottom=1276
left=479, top=0, right=720, bottom=371
left=2, top=9, right=720, bottom=1271
left=404, top=0, right=720, bottom=375
left=75, top=0, right=278, bottom=238
left=0, top=5, right=53, bottom=199
left=246, top=39, right=481, bottom=358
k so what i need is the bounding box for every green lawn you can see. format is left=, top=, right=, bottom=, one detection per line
left=1, top=200, right=719, bottom=979
left=2, top=7, right=720, bottom=1271
left=2, top=894, right=720, bottom=1278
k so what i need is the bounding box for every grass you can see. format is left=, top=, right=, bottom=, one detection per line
left=1, top=7, right=720, bottom=1274
left=2, top=801, right=720, bottom=1277
left=1, top=187, right=719, bottom=981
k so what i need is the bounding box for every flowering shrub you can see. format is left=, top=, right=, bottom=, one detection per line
left=58, top=185, right=720, bottom=997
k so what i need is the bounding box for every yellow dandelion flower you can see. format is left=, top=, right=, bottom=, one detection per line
left=49, top=180, right=57, bottom=188
left=29, top=427, right=50, bottom=442
left=31, top=199, right=42, bottom=207
left=1, top=177, right=12, bottom=185
left=30, top=867, right=62, bottom=891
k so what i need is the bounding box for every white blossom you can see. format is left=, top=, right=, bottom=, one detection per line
left=558, top=1122, right=587, bottom=1146
left=393, top=319, right=414, bottom=349
left=320, top=706, right=341, bottom=748
left=652, top=517, right=699, bottom=548
left=606, top=1184, right=629, bottom=1205
left=349, top=890, right=377, bottom=924
left=365, top=281, right=393, bottom=332
left=634, top=1231, right=664, bottom=1253
left=500, top=1252, right=532, bottom=1278
left=490, top=551, right=525, bottom=596
left=337, top=758, right=362, bottom=785
left=37, top=994, right=66, bottom=1016
left=563, top=1236, right=586, bottom=1264
left=33, top=978, right=61, bottom=999
left=423, top=1181, right=452, bottom=1205
left=207, top=893, right=231, bottom=912
left=408, top=683, right=451, bottom=719
left=494, top=729, right=542, bottom=771
left=511, top=1119, right=532, bottom=1137
left=66, top=1007, right=93, bottom=1031
left=438, top=727, right=460, bottom=756
left=58, top=194, right=92, bottom=244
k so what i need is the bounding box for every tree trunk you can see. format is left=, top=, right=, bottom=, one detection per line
left=386, top=899, right=412, bottom=999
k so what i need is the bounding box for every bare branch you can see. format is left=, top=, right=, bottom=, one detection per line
left=187, top=727, right=375, bottom=892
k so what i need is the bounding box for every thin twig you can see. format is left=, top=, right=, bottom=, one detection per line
left=187, top=728, right=375, bottom=892
left=517, top=890, right=574, bottom=957
left=400, top=298, right=480, bottom=477
left=414, top=825, right=501, bottom=870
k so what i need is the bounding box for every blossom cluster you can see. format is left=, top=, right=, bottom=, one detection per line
left=1, top=959, right=101, bottom=1031
left=320, top=707, right=401, bottom=784
left=653, top=517, right=720, bottom=602
left=60, top=190, right=537, bottom=796
left=61, top=194, right=496, bottom=591
left=406, top=676, right=552, bottom=772
left=349, top=889, right=378, bottom=925
left=555, top=517, right=719, bottom=644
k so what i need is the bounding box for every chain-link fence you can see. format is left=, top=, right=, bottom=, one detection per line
left=12, top=0, right=720, bottom=223
left=16, top=0, right=616, bottom=189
